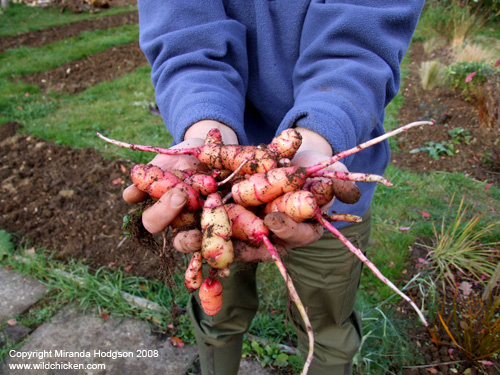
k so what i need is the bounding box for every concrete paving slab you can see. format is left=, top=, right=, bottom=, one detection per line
left=0, top=305, right=275, bottom=375
left=0, top=324, right=32, bottom=347
left=0, top=268, right=49, bottom=322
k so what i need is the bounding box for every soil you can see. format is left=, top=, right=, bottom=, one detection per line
left=22, top=41, right=148, bottom=94
left=0, top=7, right=499, bottom=374
left=0, top=11, right=138, bottom=54
left=0, top=121, right=164, bottom=279
left=394, top=42, right=500, bottom=184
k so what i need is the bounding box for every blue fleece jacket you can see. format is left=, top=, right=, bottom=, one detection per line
left=137, top=0, right=424, bottom=226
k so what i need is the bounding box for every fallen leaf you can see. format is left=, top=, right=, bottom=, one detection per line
left=123, top=265, right=133, bottom=272
left=479, top=360, right=493, bottom=366
left=458, top=281, right=473, bottom=296
left=421, top=211, right=431, bottom=218
left=405, top=181, right=412, bottom=185
left=426, top=367, right=438, bottom=374
left=465, top=71, right=477, bottom=83
left=484, top=183, right=493, bottom=192
left=494, top=58, right=500, bottom=68
left=17, top=106, right=23, bottom=111
left=418, top=258, right=429, bottom=265
left=7, top=319, right=17, bottom=326
left=389, top=261, right=395, bottom=268
left=4, top=265, right=13, bottom=270
left=170, top=337, right=185, bottom=348
left=100, top=311, right=110, bottom=321
left=112, top=178, right=123, bottom=185
left=463, top=369, right=472, bottom=374
left=120, top=164, right=127, bottom=174
left=448, top=348, right=454, bottom=360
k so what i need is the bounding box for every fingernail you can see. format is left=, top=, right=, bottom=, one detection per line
left=171, top=193, right=187, bottom=208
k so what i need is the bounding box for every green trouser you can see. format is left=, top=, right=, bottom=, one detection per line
left=188, top=209, right=371, bottom=375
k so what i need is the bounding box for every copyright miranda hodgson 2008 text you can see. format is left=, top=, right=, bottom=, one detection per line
left=9, top=349, right=160, bottom=360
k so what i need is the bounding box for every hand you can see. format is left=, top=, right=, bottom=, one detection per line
left=123, top=120, right=237, bottom=234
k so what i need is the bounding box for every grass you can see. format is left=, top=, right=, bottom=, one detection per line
left=417, top=195, right=500, bottom=288
left=0, top=2, right=137, bottom=37
left=23, top=66, right=172, bottom=163
left=0, top=24, right=139, bottom=77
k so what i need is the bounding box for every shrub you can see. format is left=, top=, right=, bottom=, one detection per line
left=445, top=60, right=493, bottom=92
left=446, top=60, right=500, bottom=128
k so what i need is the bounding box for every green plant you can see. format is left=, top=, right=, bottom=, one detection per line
left=0, top=229, right=15, bottom=260
left=446, top=60, right=500, bottom=128
left=447, top=127, right=471, bottom=144
left=418, top=195, right=500, bottom=288
left=410, top=141, right=455, bottom=159
left=445, top=60, right=493, bottom=92
left=417, top=1, right=486, bottom=45
left=438, top=291, right=500, bottom=361
left=242, top=340, right=296, bottom=369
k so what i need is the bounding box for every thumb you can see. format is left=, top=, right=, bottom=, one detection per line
left=142, top=188, right=188, bottom=233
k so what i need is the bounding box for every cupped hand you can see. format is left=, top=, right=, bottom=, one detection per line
left=122, top=138, right=205, bottom=234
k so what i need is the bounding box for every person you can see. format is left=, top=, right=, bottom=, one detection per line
left=124, top=1, right=425, bottom=374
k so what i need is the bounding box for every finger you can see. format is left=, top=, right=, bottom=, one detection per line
left=123, top=184, right=148, bottom=204
left=142, top=188, right=188, bottom=233
left=172, top=229, right=202, bottom=254
left=264, top=212, right=324, bottom=248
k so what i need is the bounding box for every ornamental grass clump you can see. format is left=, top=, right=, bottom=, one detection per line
left=419, top=195, right=500, bottom=289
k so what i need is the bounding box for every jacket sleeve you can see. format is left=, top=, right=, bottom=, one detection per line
left=137, top=0, right=249, bottom=145
left=278, top=0, right=424, bottom=167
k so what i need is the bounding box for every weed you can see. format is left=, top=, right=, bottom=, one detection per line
left=409, top=128, right=470, bottom=160
left=410, top=141, right=455, bottom=159
left=448, top=127, right=471, bottom=144
left=242, top=340, right=296, bottom=370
